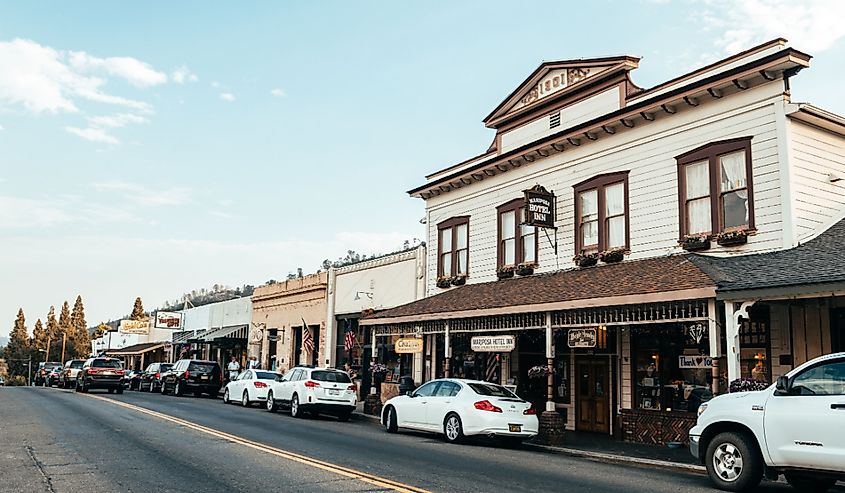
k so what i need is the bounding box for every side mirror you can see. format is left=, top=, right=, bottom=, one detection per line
left=775, top=375, right=790, bottom=394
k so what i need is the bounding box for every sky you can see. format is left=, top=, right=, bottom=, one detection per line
left=2, top=0, right=845, bottom=332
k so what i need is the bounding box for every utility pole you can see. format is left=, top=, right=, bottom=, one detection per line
left=45, top=336, right=51, bottom=363
left=27, top=356, right=32, bottom=386
left=60, top=332, right=67, bottom=364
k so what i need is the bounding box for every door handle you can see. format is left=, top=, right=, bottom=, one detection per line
left=421, top=400, right=428, bottom=404
left=831, top=404, right=845, bottom=410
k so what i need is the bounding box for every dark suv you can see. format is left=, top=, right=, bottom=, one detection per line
left=139, top=362, right=173, bottom=392
left=34, top=362, right=62, bottom=386
left=75, top=357, right=125, bottom=393
left=161, top=359, right=221, bottom=397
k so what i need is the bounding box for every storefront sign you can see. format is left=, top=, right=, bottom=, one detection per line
left=154, top=311, right=183, bottom=329
left=119, top=319, right=150, bottom=335
left=394, top=338, right=423, bottom=354
left=524, top=185, right=555, bottom=228
left=249, top=327, right=264, bottom=345
left=678, top=355, right=713, bottom=369
left=567, top=328, right=596, bottom=348
left=471, top=335, right=515, bottom=352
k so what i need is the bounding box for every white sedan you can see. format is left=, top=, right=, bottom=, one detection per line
left=381, top=378, right=539, bottom=444
left=222, top=370, right=281, bottom=407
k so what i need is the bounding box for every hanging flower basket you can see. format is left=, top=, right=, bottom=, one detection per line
left=436, top=276, right=452, bottom=289
left=599, top=248, right=625, bottom=263
left=496, top=266, right=515, bottom=279
left=450, top=275, right=467, bottom=286
left=516, top=262, right=536, bottom=276
left=370, top=363, right=389, bottom=375
left=527, top=365, right=551, bottom=379
left=573, top=252, right=598, bottom=267
left=716, top=230, right=748, bottom=246
left=681, top=234, right=711, bottom=251
left=729, top=378, right=768, bottom=393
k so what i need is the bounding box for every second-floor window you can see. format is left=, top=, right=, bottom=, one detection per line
left=676, top=137, right=754, bottom=238
left=574, top=172, right=630, bottom=254
left=497, top=199, right=537, bottom=268
left=437, top=217, right=469, bottom=277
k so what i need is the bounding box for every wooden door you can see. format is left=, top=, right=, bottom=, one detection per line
left=576, top=359, right=610, bottom=433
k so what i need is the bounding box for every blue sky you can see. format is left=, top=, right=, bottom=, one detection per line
left=2, top=0, right=845, bottom=328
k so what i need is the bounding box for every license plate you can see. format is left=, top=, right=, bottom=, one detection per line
left=327, top=389, right=340, bottom=396
left=200, top=375, right=208, bottom=380
left=508, top=424, right=522, bottom=433
left=103, top=371, right=114, bottom=375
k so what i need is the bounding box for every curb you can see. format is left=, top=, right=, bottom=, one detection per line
left=523, top=442, right=706, bottom=474
left=352, top=411, right=380, bottom=424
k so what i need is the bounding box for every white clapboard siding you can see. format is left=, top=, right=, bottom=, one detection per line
left=425, top=83, right=788, bottom=292
left=789, top=120, right=845, bottom=240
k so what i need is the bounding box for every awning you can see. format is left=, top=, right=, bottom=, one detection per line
left=173, top=329, right=206, bottom=344
left=107, top=342, right=165, bottom=356
left=201, top=324, right=248, bottom=343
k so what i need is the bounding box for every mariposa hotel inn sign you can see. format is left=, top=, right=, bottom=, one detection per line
left=524, top=185, right=555, bottom=229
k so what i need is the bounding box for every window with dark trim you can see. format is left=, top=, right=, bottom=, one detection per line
left=497, top=199, right=537, bottom=268
left=573, top=171, right=630, bottom=254
left=437, top=216, right=469, bottom=277
left=676, top=137, right=754, bottom=238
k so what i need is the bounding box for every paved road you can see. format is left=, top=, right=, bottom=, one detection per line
left=0, top=386, right=817, bottom=492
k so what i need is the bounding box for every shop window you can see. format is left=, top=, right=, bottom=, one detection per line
left=676, top=137, right=755, bottom=238
left=739, top=305, right=771, bottom=383
left=573, top=172, right=630, bottom=254
left=335, top=318, right=368, bottom=373
left=437, top=216, right=469, bottom=277
left=497, top=199, right=538, bottom=268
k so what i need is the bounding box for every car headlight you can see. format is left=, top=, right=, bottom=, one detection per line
left=697, top=403, right=708, bottom=417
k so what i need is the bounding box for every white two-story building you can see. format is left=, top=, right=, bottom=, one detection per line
left=361, top=39, right=845, bottom=444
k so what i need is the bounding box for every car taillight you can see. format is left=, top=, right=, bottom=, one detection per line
left=474, top=400, right=503, bottom=413
left=253, top=382, right=267, bottom=388
left=116, top=369, right=125, bottom=376
left=184, top=370, right=190, bottom=379
left=304, top=380, right=320, bottom=388
left=347, top=384, right=357, bottom=392
left=523, top=407, right=537, bottom=415
left=87, top=368, right=97, bottom=375
left=155, top=373, right=160, bottom=379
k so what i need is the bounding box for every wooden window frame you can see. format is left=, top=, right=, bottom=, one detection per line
left=573, top=171, right=630, bottom=254
left=676, top=137, right=755, bottom=239
left=437, top=216, right=469, bottom=277
left=496, top=198, right=538, bottom=268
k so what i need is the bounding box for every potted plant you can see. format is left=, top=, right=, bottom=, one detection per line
left=680, top=234, right=711, bottom=251
left=527, top=365, right=551, bottom=379
left=450, top=274, right=467, bottom=286
left=516, top=262, right=536, bottom=276
left=496, top=265, right=515, bottom=279
left=436, top=276, right=452, bottom=289
left=716, top=230, right=748, bottom=246
left=728, top=377, right=769, bottom=393
left=573, top=251, right=598, bottom=267
left=599, top=248, right=625, bottom=263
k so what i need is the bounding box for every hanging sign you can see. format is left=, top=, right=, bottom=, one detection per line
left=567, top=328, right=596, bottom=348
left=154, top=311, right=183, bottom=329
left=524, top=185, right=555, bottom=228
left=119, top=319, right=150, bottom=335
left=394, top=338, right=423, bottom=354
left=249, top=327, right=264, bottom=345
left=678, top=355, right=713, bottom=369
left=471, top=335, right=516, bottom=352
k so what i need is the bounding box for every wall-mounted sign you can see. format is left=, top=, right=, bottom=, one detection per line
left=678, top=355, right=713, bottom=369
left=471, top=335, right=515, bottom=352
left=394, top=338, right=423, bottom=354
left=249, top=327, right=264, bottom=345
left=568, top=328, right=596, bottom=348
left=154, top=311, right=183, bottom=329
left=524, top=185, right=555, bottom=228
left=119, top=319, right=150, bottom=335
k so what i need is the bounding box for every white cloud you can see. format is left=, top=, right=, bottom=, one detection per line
left=91, top=180, right=191, bottom=206
left=171, top=65, right=198, bottom=84
left=270, top=88, right=286, bottom=97
left=88, top=113, right=149, bottom=128
left=68, top=51, right=167, bottom=87
left=0, top=196, right=75, bottom=228
left=0, top=124, right=4, bottom=130
left=211, top=81, right=221, bottom=88
left=65, top=126, right=120, bottom=145
left=220, top=92, right=235, bottom=102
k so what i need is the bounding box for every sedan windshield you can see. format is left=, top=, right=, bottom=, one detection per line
left=468, top=383, right=518, bottom=398
left=310, top=371, right=351, bottom=383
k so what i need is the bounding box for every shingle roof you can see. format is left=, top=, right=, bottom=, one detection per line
left=106, top=342, right=164, bottom=355
left=688, top=218, right=845, bottom=292
left=366, top=255, right=715, bottom=321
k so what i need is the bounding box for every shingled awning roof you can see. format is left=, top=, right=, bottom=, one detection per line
left=106, top=342, right=165, bottom=355
left=361, top=255, right=715, bottom=325
left=689, top=217, right=845, bottom=299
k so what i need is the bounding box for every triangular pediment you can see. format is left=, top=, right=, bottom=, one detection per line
left=484, top=56, right=640, bottom=127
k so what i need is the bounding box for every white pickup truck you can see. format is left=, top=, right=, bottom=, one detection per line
left=690, top=352, right=845, bottom=492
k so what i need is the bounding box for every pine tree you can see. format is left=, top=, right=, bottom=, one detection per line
left=44, top=306, right=59, bottom=362
left=6, top=309, right=30, bottom=377
left=31, top=318, right=48, bottom=354
left=130, top=297, right=145, bottom=320
left=57, top=301, right=71, bottom=361
left=70, top=295, right=90, bottom=359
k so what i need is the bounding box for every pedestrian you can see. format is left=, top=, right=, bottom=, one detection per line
left=343, top=363, right=357, bottom=380
left=227, top=356, right=241, bottom=381
left=247, top=356, right=259, bottom=370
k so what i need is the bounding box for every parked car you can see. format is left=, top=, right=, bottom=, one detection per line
left=75, top=357, right=125, bottom=394
left=265, top=366, right=357, bottom=421
left=690, top=352, right=845, bottom=492
left=161, top=359, right=221, bottom=397
left=381, top=379, right=539, bottom=445
left=223, top=370, right=281, bottom=407
left=124, top=370, right=143, bottom=390
left=47, top=366, right=63, bottom=387
left=139, top=362, right=172, bottom=392
left=34, top=362, right=62, bottom=386
left=60, top=360, right=86, bottom=389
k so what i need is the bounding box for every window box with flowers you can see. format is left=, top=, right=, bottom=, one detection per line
left=716, top=229, right=748, bottom=247
left=496, top=265, right=515, bottom=279
left=680, top=234, right=711, bottom=251
left=450, top=274, right=467, bottom=286
left=436, top=276, right=452, bottom=289
left=599, top=248, right=625, bottom=264
left=516, top=262, right=537, bottom=276
left=573, top=251, right=599, bottom=268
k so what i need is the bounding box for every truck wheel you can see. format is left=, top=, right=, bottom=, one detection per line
left=784, top=473, right=837, bottom=492
left=705, top=432, right=762, bottom=492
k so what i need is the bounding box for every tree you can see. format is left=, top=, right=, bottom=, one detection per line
left=44, top=307, right=59, bottom=361
left=6, top=309, right=30, bottom=377
left=92, top=322, right=110, bottom=340
left=130, top=297, right=145, bottom=320
left=70, top=295, right=90, bottom=359
left=31, top=318, right=47, bottom=353
left=57, top=301, right=71, bottom=361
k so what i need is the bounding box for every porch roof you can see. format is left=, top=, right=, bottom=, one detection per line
left=107, top=342, right=164, bottom=356
left=361, top=255, right=715, bottom=325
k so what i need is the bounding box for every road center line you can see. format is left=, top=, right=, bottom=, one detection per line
left=79, top=393, right=430, bottom=493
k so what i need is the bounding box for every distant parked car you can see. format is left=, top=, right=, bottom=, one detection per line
left=161, top=359, right=221, bottom=397
left=265, top=366, right=357, bottom=421
left=124, top=370, right=143, bottom=390
left=47, top=366, right=63, bottom=387
left=381, top=379, right=539, bottom=445
left=34, top=362, right=62, bottom=386
left=75, top=357, right=125, bottom=394
left=139, top=362, right=172, bottom=392
left=0, top=376, right=5, bottom=386
left=223, top=370, right=281, bottom=407
left=60, top=360, right=86, bottom=389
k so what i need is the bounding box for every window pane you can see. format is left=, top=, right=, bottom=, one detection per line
left=720, top=151, right=747, bottom=192
left=605, top=182, right=624, bottom=216
left=503, top=238, right=515, bottom=265
left=792, top=362, right=845, bottom=396
left=686, top=161, right=710, bottom=198
left=723, top=190, right=749, bottom=229
left=581, top=220, right=598, bottom=247
left=440, top=228, right=452, bottom=254
left=580, top=189, right=598, bottom=219
left=501, top=210, right=515, bottom=240
left=441, top=253, right=452, bottom=276
left=687, top=197, right=711, bottom=234
left=522, top=233, right=535, bottom=262
left=455, top=224, right=467, bottom=250
left=456, top=249, right=467, bottom=275
left=607, top=216, right=625, bottom=249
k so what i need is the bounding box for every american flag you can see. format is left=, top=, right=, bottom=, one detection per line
left=301, top=318, right=314, bottom=354
left=343, top=326, right=355, bottom=352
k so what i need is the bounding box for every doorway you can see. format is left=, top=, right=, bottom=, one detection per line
left=576, top=358, right=610, bottom=433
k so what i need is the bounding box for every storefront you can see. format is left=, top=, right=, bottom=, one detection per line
left=107, top=342, right=167, bottom=371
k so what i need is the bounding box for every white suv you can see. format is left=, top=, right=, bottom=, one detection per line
left=265, top=367, right=357, bottom=421
left=690, top=352, right=845, bottom=492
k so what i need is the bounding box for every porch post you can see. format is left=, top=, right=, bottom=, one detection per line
left=724, top=300, right=756, bottom=390
left=536, top=311, right=564, bottom=445
left=545, top=312, right=554, bottom=412
left=707, top=299, right=722, bottom=394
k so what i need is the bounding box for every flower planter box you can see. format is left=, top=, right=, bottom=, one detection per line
left=436, top=279, right=451, bottom=289
left=716, top=232, right=748, bottom=247
left=497, top=269, right=514, bottom=280
left=600, top=250, right=625, bottom=263
left=516, top=265, right=535, bottom=276
left=575, top=256, right=598, bottom=268
left=681, top=236, right=711, bottom=251
left=450, top=276, right=466, bottom=286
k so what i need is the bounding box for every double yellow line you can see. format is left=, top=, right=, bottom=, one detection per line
left=82, top=393, right=430, bottom=493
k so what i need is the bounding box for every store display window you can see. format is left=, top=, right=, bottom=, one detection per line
left=739, top=306, right=771, bottom=383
